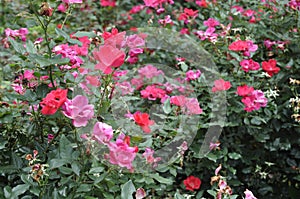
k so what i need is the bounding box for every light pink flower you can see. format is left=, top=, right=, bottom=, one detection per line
left=185, top=70, right=201, bottom=81
left=185, top=98, right=203, bottom=115
left=244, top=189, right=257, bottom=199
left=138, top=65, right=164, bottom=79
left=108, top=133, right=138, bottom=170
left=92, top=122, right=113, bottom=144
left=62, top=95, right=94, bottom=127
left=62, top=0, right=82, bottom=3
left=135, top=188, right=146, bottom=199
left=215, top=164, right=222, bottom=175
left=115, top=81, right=134, bottom=95
left=142, top=148, right=161, bottom=167
left=24, top=70, right=35, bottom=80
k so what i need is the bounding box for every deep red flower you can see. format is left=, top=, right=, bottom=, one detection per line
left=133, top=111, right=155, bottom=133
left=40, top=88, right=68, bottom=115
left=262, top=59, right=280, bottom=77
left=183, top=176, right=202, bottom=191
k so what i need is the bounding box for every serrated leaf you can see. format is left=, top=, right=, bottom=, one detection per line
left=121, top=180, right=136, bottom=199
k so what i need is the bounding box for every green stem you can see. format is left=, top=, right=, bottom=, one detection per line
left=30, top=1, right=56, bottom=88
left=31, top=105, right=44, bottom=143
left=61, top=5, right=74, bottom=29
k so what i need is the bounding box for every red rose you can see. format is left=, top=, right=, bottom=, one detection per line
left=133, top=111, right=155, bottom=133
left=183, top=176, right=202, bottom=191
left=262, top=59, right=280, bottom=77
left=40, top=88, right=68, bottom=115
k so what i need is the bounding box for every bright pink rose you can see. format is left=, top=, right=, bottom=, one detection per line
left=185, top=70, right=201, bottom=81
left=240, top=59, right=260, bottom=72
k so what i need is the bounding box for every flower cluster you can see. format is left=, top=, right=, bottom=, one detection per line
left=237, top=85, right=268, bottom=112
left=2, top=27, right=28, bottom=48
left=228, top=40, right=258, bottom=57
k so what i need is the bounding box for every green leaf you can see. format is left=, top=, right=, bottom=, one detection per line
left=4, top=186, right=12, bottom=199
left=71, top=162, right=80, bottom=176
left=11, top=151, right=23, bottom=168
left=121, top=180, right=136, bottom=199
left=163, top=98, right=172, bottom=114
left=73, top=31, right=96, bottom=38
left=77, top=184, right=91, bottom=193
left=28, top=54, right=69, bottom=67
left=59, top=135, right=73, bottom=159
left=148, top=173, right=173, bottom=185
left=207, top=190, right=216, bottom=197
left=55, top=28, right=70, bottom=40
left=23, top=90, right=37, bottom=102
left=55, top=28, right=82, bottom=46
left=11, top=184, right=30, bottom=198
left=228, top=152, right=242, bottom=160
left=174, top=192, right=185, bottom=199
left=49, top=159, right=69, bottom=169
left=179, top=62, right=188, bottom=72
left=8, top=38, right=26, bottom=54
left=89, top=167, right=104, bottom=174
left=26, top=40, right=37, bottom=54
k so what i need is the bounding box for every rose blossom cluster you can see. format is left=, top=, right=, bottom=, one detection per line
left=53, top=36, right=90, bottom=69
left=195, top=18, right=219, bottom=42
left=81, top=122, right=139, bottom=171
left=2, top=28, right=28, bottom=48
left=237, top=85, right=268, bottom=112
left=228, top=39, right=258, bottom=57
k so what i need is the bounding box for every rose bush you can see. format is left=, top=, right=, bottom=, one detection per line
left=0, top=0, right=300, bottom=198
